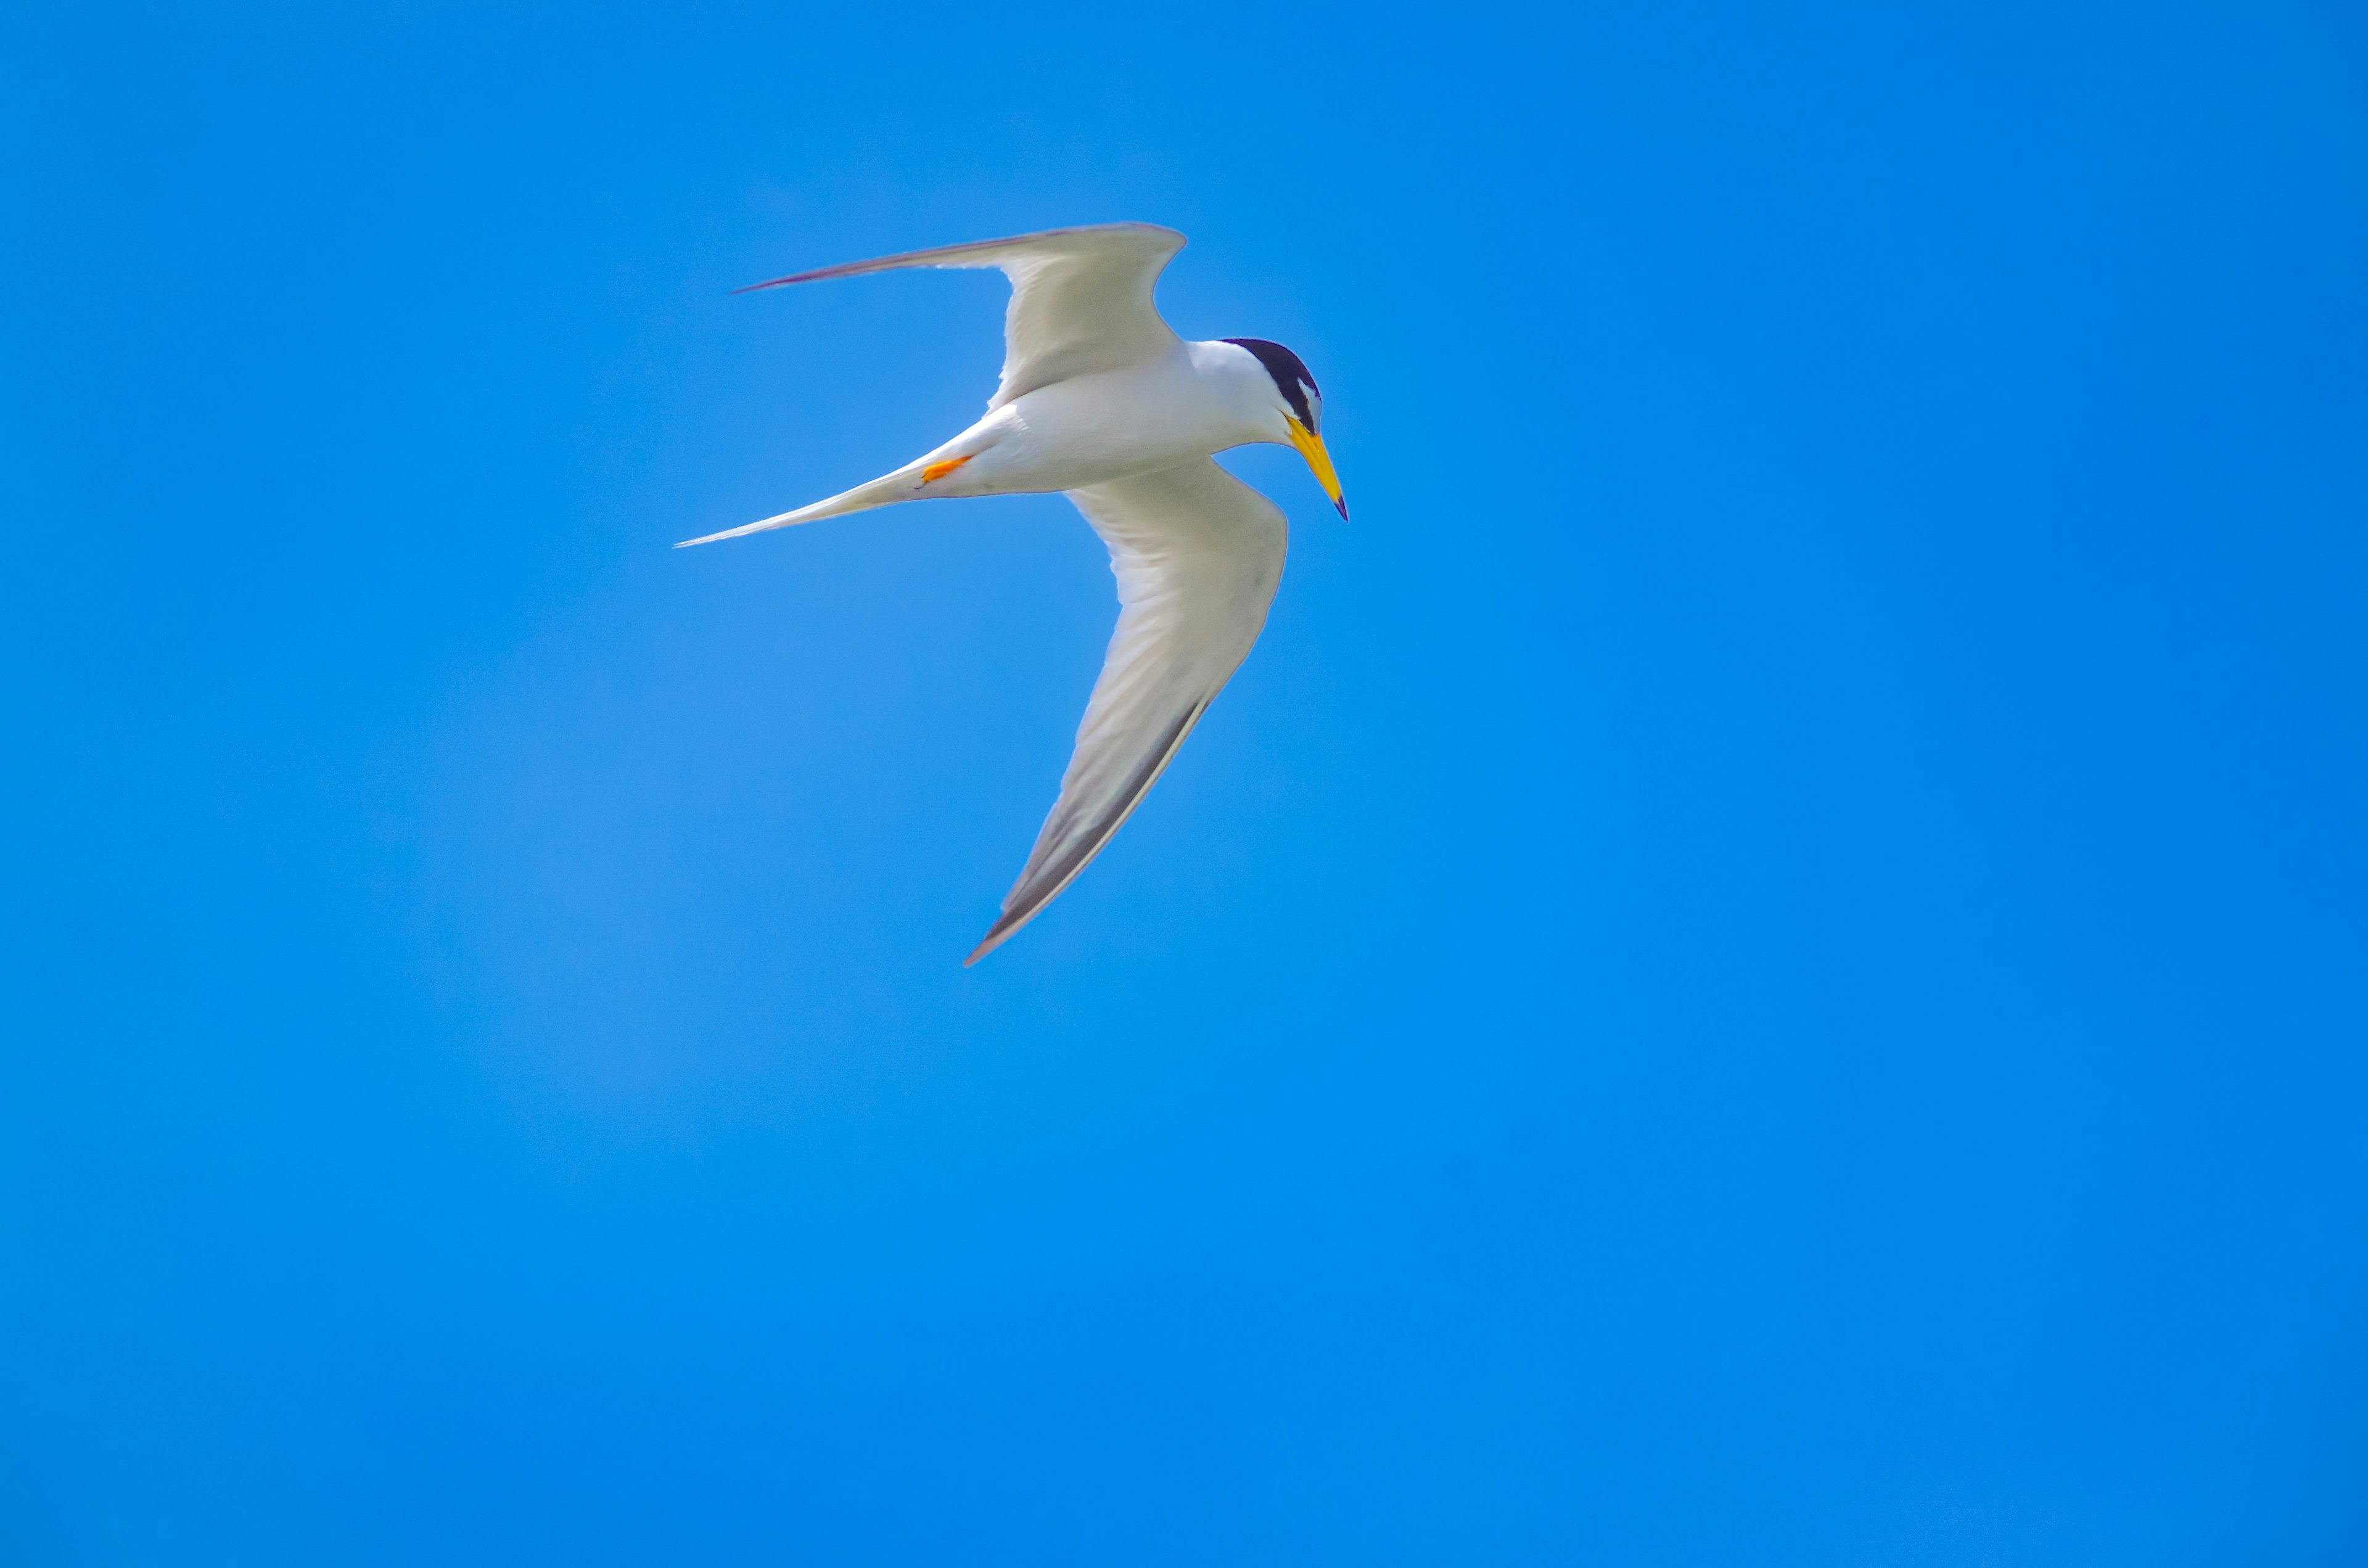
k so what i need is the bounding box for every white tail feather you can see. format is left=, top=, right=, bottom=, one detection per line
left=675, top=466, right=928, bottom=548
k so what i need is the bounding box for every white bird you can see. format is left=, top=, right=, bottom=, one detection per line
left=680, top=223, right=1346, bottom=964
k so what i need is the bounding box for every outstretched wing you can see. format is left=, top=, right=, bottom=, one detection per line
left=967, top=459, right=1290, bottom=965
left=737, top=223, right=1187, bottom=409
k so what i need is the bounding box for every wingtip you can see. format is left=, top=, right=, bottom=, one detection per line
left=963, top=922, right=1016, bottom=967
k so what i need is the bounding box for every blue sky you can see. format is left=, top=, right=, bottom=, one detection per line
left=4, top=2, right=2366, bottom=1562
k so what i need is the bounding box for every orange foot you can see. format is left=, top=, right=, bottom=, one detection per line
left=921, top=455, right=973, bottom=485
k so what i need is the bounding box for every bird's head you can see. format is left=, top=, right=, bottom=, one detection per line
left=1222, top=337, right=1347, bottom=520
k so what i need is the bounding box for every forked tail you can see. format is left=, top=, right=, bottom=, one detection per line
left=674, top=464, right=931, bottom=548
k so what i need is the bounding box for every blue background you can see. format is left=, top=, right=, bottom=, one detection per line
left=4, top=2, right=2366, bottom=1562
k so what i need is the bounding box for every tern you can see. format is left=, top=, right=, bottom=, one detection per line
left=680, top=223, right=1346, bottom=964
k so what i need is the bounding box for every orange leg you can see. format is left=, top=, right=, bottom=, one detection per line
left=921, top=455, right=973, bottom=485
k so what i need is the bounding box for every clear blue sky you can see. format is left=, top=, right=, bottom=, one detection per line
left=4, top=2, right=2365, bottom=1563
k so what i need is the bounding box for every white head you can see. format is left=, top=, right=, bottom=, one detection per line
left=1220, top=337, right=1347, bottom=520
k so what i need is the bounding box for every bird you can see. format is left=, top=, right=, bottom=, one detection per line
left=679, top=223, right=1345, bottom=965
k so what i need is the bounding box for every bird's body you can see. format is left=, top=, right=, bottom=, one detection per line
left=692, top=329, right=1322, bottom=537
left=683, top=224, right=1344, bottom=963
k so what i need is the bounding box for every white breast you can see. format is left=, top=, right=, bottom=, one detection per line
left=968, top=347, right=1273, bottom=496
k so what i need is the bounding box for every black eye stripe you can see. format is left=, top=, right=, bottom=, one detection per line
left=1221, top=338, right=1320, bottom=431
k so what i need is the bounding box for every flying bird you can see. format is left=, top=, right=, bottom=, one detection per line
left=681, top=223, right=1345, bottom=964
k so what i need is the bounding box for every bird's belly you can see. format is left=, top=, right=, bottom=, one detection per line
left=978, top=372, right=1245, bottom=493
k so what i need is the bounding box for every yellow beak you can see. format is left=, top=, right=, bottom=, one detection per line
left=1285, top=416, right=1349, bottom=520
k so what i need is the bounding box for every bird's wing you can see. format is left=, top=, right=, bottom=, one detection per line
left=967, top=458, right=1289, bottom=964
left=737, top=223, right=1187, bottom=409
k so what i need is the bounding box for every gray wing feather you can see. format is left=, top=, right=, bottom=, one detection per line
left=737, top=222, right=1186, bottom=408
left=966, top=458, right=1289, bottom=964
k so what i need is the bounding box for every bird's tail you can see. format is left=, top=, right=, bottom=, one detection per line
left=674, top=467, right=926, bottom=548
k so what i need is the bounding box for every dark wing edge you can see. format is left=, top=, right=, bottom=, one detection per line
left=733, top=222, right=1185, bottom=293
left=961, top=698, right=1210, bottom=966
